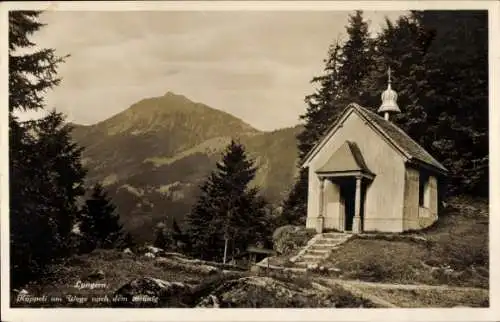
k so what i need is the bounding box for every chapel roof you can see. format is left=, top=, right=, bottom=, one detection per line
left=302, top=103, right=448, bottom=175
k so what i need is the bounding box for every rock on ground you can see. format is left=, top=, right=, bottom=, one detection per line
left=155, top=257, right=219, bottom=275
left=144, top=252, right=155, bottom=259
left=113, top=277, right=191, bottom=307
left=196, top=276, right=374, bottom=308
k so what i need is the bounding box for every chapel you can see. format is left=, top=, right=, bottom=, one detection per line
left=301, top=70, right=448, bottom=233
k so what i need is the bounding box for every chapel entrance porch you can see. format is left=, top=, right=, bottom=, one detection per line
left=314, top=141, right=375, bottom=234
left=316, top=175, right=370, bottom=234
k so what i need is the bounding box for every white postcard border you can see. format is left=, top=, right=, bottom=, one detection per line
left=1, top=1, right=499, bottom=322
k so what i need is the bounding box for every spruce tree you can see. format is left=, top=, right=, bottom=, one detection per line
left=79, top=183, right=124, bottom=252
left=10, top=112, right=87, bottom=285
left=185, top=140, right=268, bottom=261
left=280, top=169, right=309, bottom=226
left=361, top=11, right=488, bottom=197
left=418, top=10, right=488, bottom=197
left=171, top=218, right=186, bottom=249
left=153, top=227, right=167, bottom=250
left=238, top=187, right=273, bottom=249
left=282, top=11, right=373, bottom=225
left=35, top=112, right=87, bottom=243
left=185, top=173, right=223, bottom=260
left=338, top=10, right=374, bottom=102
left=9, top=11, right=86, bottom=287
left=9, top=11, right=66, bottom=113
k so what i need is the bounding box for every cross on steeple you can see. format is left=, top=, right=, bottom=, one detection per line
left=388, top=66, right=392, bottom=85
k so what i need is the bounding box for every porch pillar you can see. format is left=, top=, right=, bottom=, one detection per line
left=316, top=177, right=325, bottom=233
left=352, top=176, right=362, bottom=234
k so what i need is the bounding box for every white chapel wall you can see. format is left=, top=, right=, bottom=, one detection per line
left=306, top=111, right=406, bottom=232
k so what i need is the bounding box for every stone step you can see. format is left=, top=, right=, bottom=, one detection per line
left=322, top=233, right=350, bottom=238
left=301, top=254, right=325, bottom=261
left=313, top=242, right=345, bottom=248
left=308, top=244, right=333, bottom=251
left=315, top=238, right=347, bottom=245
left=304, top=249, right=331, bottom=256
left=308, top=244, right=339, bottom=251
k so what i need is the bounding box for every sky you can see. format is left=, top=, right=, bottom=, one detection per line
left=24, top=10, right=406, bottom=131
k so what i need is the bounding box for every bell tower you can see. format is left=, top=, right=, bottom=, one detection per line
left=378, top=67, right=400, bottom=121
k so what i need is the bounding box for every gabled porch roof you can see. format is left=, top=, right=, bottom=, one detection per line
left=315, top=141, right=375, bottom=180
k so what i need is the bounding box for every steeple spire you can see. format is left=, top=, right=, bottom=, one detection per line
left=378, top=67, right=400, bottom=121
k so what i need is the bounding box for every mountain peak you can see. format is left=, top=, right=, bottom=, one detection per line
left=89, top=91, right=260, bottom=138
left=160, top=91, right=191, bottom=103
left=163, top=91, right=182, bottom=98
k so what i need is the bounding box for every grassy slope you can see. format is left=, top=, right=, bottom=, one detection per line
left=320, top=196, right=489, bottom=288
left=12, top=249, right=375, bottom=308
left=12, top=249, right=242, bottom=308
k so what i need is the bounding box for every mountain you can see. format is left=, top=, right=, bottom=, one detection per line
left=71, top=92, right=301, bottom=241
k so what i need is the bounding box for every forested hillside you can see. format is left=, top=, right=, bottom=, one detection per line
left=71, top=93, right=301, bottom=240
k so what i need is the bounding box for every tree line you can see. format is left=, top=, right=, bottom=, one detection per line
left=281, top=10, right=488, bottom=225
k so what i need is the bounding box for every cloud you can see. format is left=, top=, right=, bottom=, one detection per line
left=31, top=10, right=406, bottom=131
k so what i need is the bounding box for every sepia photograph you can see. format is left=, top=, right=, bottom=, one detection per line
left=1, top=1, right=498, bottom=321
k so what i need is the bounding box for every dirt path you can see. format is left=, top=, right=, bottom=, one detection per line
left=318, top=278, right=398, bottom=308
left=317, top=277, right=488, bottom=308
left=322, top=278, right=487, bottom=292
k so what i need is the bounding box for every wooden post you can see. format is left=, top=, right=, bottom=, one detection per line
left=223, top=237, right=228, bottom=264
left=317, top=178, right=325, bottom=233
left=353, top=176, right=362, bottom=234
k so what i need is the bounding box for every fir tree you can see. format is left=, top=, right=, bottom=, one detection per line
left=34, top=112, right=87, bottom=243
left=185, top=173, right=222, bottom=260
left=10, top=112, right=87, bottom=285
left=338, top=10, right=375, bottom=102
left=280, top=168, right=309, bottom=226
left=296, top=41, right=343, bottom=161
left=171, top=218, right=186, bottom=248
left=153, top=227, right=167, bottom=250
left=238, top=187, right=273, bottom=249
left=283, top=11, right=373, bottom=224
left=281, top=42, right=343, bottom=225
left=361, top=11, right=488, bottom=197
left=9, top=11, right=84, bottom=287
left=79, top=183, right=124, bottom=252
left=418, top=10, right=488, bottom=197
left=9, top=11, right=67, bottom=113
left=185, top=140, right=268, bottom=262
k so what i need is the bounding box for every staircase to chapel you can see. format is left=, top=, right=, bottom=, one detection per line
left=290, top=232, right=352, bottom=268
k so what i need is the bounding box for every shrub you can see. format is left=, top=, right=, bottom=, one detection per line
left=272, top=225, right=315, bottom=255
